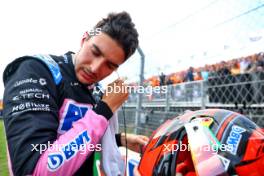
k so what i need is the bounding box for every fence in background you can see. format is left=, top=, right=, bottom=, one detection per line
left=119, top=72, right=264, bottom=136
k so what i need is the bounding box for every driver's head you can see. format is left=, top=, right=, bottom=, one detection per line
left=75, top=11, right=139, bottom=84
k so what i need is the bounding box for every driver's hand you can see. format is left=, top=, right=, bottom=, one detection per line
left=102, top=79, right=129, bottom=112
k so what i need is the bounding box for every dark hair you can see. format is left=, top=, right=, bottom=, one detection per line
left=94, top=11, right=139, bottom=60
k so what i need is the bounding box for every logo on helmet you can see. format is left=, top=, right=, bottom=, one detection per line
left=226, top=125, right=246, bottom=155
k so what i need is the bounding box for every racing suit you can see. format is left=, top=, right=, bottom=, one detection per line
left=3, top=51, right=122, bottom=175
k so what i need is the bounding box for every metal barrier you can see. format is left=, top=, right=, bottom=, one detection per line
left=118, top=109, right=180, bottom=136
left=120, top=72, right=264, bottom=135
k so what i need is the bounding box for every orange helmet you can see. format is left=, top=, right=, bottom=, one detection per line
left=138, top=109, right=264, bottom=176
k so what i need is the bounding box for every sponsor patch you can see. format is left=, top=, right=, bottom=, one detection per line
left=58, top=99, right=93, bottom=135
left=19, top=88, right=43, bottom=94
left=34, top=54, right=62, bottom=85
left=226, top=125, right=246, bottom=155
left=11, top=102, right=50, bottom=115
left=14, top=78, right=38, bottom=87
left=14, top=78, right=47, bottom=87
left=12, top=93, right=50, bottom=101
left=47, top=131, right=91, bottom=171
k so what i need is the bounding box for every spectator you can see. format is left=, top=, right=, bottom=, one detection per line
left=184, top=67, right=194, bottom=82
left=240, top=57, right=250, bottom=74
left=256, top=53, right=264, bottom=72
left=246, top=54, right=258, bottom=73
left=159, top=72, right=166, bottom=86
left=230, top=60, right=240, bottom=75
left=208, top=65, right=217, bottom=78
left=194, top=68, right=203, bottom=81
left=216, top=61, right=231, bottom=77
left=201, top=65, right=209, bottom=80
left=166, top=76, right=173, bottom=85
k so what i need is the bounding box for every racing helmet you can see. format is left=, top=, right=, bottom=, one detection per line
left=138, top=109, right=264, bottom=176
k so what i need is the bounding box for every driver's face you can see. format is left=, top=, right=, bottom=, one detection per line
left=75, top=32, right=125, bottom=84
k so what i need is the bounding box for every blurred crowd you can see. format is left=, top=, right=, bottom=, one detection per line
left=143, top=52, right=264, bottom=87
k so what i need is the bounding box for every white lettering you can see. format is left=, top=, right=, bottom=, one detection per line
left=12, top=93, right=50, bottom=101
left=11, top=103, right=50, bottom=114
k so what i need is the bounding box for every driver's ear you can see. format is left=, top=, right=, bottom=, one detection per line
left=81, top=31, right=89, bottom=47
